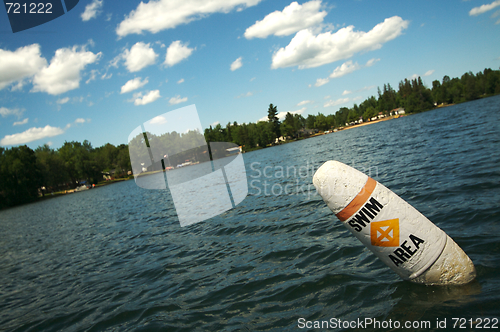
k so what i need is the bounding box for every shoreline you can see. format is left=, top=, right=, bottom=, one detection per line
left=0, top=104, right=451, bottom=210
left=34, top=177, right=134, bottom=202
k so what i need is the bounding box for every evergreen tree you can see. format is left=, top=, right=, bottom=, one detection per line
left=267, top=104, right=281, bottom=142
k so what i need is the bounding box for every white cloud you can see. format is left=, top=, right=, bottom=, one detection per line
left=211, top=121, right=220, bottom=127
left=257, top=115, right=268, bottom=122
left=169, top=95, right=188, bottom=105
left=64, top=118, right=90, bottom=130
left=408, top=74, right=419, bottom=80
left=134, top=90, right=161, bottom=105
left=57, top=97, right=70, bottom=104
left=244, top=1, right=327, bottom=39
left=342, top=90, right=352, bottom=95
left=120, top=77, right=149, bottom=94
left=469, top=0, right=500, bottom=15
left=0, top=107, right=24, bottom=118
left=116, top=0, right=262, bottom=37
left=231, top=57, right=243, bottom=71
left=149, top=115, right=168, bottom=124
left=13, top=118, right=29, bottom=126
left=32, top=45, right=101, bottom=95
left=330, top=60, right=361, bottom=78
left=324, top=97, right=350, bottom=107
left=177, top=78, right=185, bottom=84
left=0, top=44, right=47, bottom=90
left=259, top=107, right=306, bottom=122
left=276, top=107, right=306, bottom=120
left=81, top=0, right=103, bottom=21
left=314, top=78, right=330, bottom=87
left=365, top=58, right=380, bottom=67
left=271, top=16, right=409, bottom=69
left=123, top=42, right=158, bottom=72
left=314, top=58, right=379, bottom=87
left=424, top=69, right=435, bottom=76
left=0, top=125, right=64, bottom=146
left=165, top=41, right=194, bottom=67
left=297, top=100, right=312, bottom=106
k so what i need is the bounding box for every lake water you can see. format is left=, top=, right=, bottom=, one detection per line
left=1, top=95, right=499, bottom=331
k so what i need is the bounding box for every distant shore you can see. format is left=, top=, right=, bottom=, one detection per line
left=340, top=114, right=402, bottom=131
left=37, top=177, right=133, bottom=201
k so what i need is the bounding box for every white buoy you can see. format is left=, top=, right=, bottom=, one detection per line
left=313, top=160, right=476, bottom=285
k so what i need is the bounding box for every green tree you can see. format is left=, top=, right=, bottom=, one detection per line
left=35, top=144, right=69, bottom=191
left=281, top=112, right=296, bottom=137
left=0, top=145, right=42, bottom=208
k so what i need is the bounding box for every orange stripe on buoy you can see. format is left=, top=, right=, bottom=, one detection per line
left=336, top=177, right=377, bottom=221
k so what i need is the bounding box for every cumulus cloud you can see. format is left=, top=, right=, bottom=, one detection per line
left=32, top=45, right=101, bottom=95
left=314, top=58, right=379, bottom=87
left=149, top=115, right=168, bottom=125
left=120, top=77, right=149, bottom=94
left=276, top=107, right=306, bottom=120
left=123, top=42, right=158, bottom=72
left=177, top=78, right=185, bottom=84
left=271, top=16, right=409, bottom=69
left=0, top=125, right=64, bottom=146
left=133, top=90, right=161, bottom=105
left=469, top=0, right=500, bottom=15
left=169, top=95, right=188, bottom=105
left=244, top=1, right=327, bottom=39
left=165, top=41, right=194, bottom=67
left=231, top=57, right=243, bottom=71
left=116, top=0, right=262, bottom=37
left=81, top=0, right=103, bottom=21
left=0, top=107, right=24, bottom=118
left=0, top=44, right=47, bottom=90
left=13, top=118, right=29, bottom=126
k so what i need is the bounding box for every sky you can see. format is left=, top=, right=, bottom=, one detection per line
left=0, top=0, right=499, bottom=150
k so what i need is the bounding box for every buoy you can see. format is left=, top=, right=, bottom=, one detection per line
left=313, top=160, right=476, bottom=285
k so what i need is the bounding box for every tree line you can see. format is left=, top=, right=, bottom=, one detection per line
left=1, top=67, right=499, bottom=209
left=0, top=141, right=130, bottom=208
left=204, top=67, right=500, bottom=148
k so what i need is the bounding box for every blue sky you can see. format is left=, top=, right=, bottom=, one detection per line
left=1, top=0, right=499, bottom=149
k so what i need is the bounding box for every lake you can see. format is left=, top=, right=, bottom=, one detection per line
left=1, top=95, right=499, bottom=331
